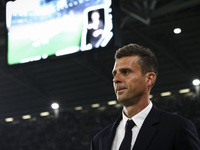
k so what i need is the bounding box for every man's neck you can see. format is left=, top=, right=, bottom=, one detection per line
left=123, top=99, right=150, bottom=118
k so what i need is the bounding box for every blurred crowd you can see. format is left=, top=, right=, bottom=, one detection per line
left=0, top=93, right=199, bottom=150
left=0, top=105, right=119, bottom=150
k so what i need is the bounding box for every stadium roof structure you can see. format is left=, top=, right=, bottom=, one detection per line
left=0, top=0, right=200, bottom=118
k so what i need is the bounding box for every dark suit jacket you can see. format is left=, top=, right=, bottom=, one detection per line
left=91, top=105, right=200, bottom=150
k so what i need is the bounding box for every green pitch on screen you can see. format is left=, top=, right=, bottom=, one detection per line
left=8, top=23, right=83, bottom=65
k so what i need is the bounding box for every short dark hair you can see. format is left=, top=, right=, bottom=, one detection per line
left=115, top=43, right=158, bottom=76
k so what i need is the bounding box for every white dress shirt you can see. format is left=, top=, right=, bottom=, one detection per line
left=111, top=101, right=153, bottom=150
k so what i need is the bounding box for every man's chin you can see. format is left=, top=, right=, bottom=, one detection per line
left=117, top=96, right=134, bottom=106
left=117, top=97, right=126, bottom=104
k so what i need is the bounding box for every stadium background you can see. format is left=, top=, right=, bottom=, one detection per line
left=0, top=0, right=200, bottom=149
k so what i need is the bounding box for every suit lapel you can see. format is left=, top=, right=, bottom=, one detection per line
left=132, top=105, right=160, bottom=150
left=103, top=114, right=122, bottom=150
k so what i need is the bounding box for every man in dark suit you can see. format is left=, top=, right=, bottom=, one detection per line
left=90, top=43, right=200, bottom=150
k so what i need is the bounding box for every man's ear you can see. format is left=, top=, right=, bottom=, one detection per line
left=146, top=72, right=156, bottom=87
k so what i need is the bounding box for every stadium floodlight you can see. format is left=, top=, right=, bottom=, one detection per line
left=179, top=88, right=190, bottom=94
left=40, top=112, right=50, bottom=117
left=193, top=79, right=200, bottom=86
left=91, top=103, right=100, bottom=108
left=149, top=94, right=153, bottom=99
left=5, top=117, right=14, bottom=122
left=74, top=106, right=83, bottom=111
left=160, top=91, right=171, bottom=97
left=51, top=102, right=59, bottom=110
left=22, top=115, right=31, bottom=120
left=108, top=100, right=117, bottom=105
left=173, top=28, right=181, bottom=34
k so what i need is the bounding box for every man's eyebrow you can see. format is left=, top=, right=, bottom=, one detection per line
left=119, top=67, right=131, bottom=71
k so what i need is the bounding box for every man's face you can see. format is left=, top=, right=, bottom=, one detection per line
left=91, top=12, right=100, bottom=21
left=112, top=56, right=147, bottom=106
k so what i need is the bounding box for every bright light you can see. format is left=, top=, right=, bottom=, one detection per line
left=161, top=92, right=171, bottom=97
left=174, top=28, right=181, bottom=34
left=5, top=117, right=14, bottom=122
left=91, top=103, right=100, bottom=108
left=40, top=112, right=50, bottom=117
left=22, top=115, right=31, bottom=120
left=98, top=106, right=106, bottom=111
left=193, top=79, right=200, bottom=86
left=149, top=94, right=153, bottom=99
left=114, top=103, right=122, bottom=108
left=74, top=106, right=83, bottom=111
left=108, top=100, right=117, bottom=105
left=179, top=88, right=190, bottom=94
left=51, top=103, right=59, bottom=109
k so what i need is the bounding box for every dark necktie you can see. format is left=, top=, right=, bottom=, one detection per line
left=119, top=119, right=135, bottom=150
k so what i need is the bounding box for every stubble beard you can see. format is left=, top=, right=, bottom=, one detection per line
left=116, top=92, right=141, bottom=107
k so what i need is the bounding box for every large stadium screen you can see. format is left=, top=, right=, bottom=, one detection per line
left=6, top=0, right=120, bottom=65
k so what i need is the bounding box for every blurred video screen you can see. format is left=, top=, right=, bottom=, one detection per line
left=6, top=0, right=115, bottom=65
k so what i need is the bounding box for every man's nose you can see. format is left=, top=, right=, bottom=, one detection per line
left=113, top=73, right=121, bottom=83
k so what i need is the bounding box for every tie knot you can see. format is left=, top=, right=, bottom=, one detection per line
left=126, top=120, right=135, bottom=130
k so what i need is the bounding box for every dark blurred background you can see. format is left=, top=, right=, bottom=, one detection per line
left=0, top=0, right=200, bottom=149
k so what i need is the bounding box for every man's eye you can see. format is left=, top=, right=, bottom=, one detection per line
left=122, top=70, right=129, bottom=75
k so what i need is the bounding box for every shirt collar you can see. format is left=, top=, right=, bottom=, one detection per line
left=122, top=101, right=153, bottom=129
